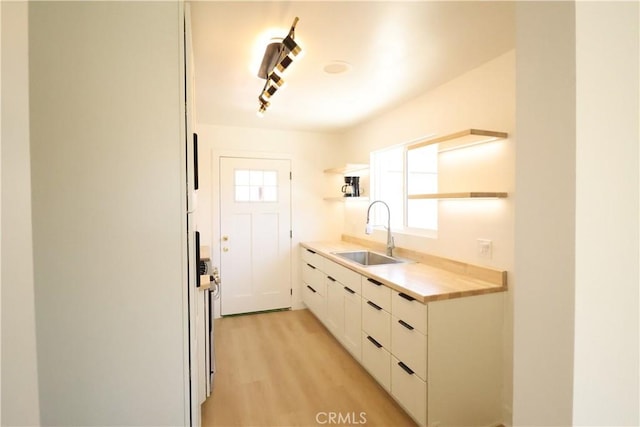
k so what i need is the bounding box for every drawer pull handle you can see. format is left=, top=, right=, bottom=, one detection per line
left=306, top=263, right=316, bottom=269
left=327, top=276, right=336, bottom=282
left=306, top=249, right=316, bottom=254
left=366, top=335, right=383, bottom=349
left=344, top=286, right=355, bottom=294
left=398, top=319, right=414, bottom=330
left=367, top=278, right=383, bottom=286
left=398, top=361, right=414, bottom=375
left=398, top=292, right=416, bottom=302
left=306, top=285, right=316, bottom=293
left=367, top=300, right=382, bottom=311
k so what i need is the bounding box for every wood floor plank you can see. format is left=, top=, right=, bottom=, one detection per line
left=202, top=309, right=417, bottom=427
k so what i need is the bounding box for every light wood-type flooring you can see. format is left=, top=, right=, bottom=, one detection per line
left=202, top=309, right=417, bottom=427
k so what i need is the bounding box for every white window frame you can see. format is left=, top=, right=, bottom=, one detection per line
left=370, top=140, right=438, bottom=238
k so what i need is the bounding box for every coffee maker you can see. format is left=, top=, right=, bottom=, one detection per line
left=341, top=176, right=361, bottom=197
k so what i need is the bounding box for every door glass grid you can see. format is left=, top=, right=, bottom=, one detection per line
left=235, top=169, right=278, bottom=202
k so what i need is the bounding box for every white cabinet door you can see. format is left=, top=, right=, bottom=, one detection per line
left=391, top=290, right=427, bottom=335
left=343, top=287, right=362, bottom=361
left=302, top=262, right=325, bottom=294
left=391, top=317, right=427, bottom=381
left=362, top=298, right=391, bottom=349
left=325, top=277, right=344, bottom=338
left=362, top=332, right=391, bottom=391
left=302, top=281, right=326, bottom=323
left=362, top=276, right=391, bottom=312
left=391, top=356, right=427, bottom=427
left=324, top=260, right=361, bottom=294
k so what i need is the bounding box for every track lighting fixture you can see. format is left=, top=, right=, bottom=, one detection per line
left=256, top=17, right=302, bottom=116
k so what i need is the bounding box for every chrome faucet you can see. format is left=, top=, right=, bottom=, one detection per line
left=365, top=200, right=395, bottom=257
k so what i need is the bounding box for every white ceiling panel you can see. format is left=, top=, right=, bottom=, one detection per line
left=191, top=1, right=515, bottom=133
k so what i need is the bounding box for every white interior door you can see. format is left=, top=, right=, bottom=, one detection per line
left=219, top=157, right=292, bottom=315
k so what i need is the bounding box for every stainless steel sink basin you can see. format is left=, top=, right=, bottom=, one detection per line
left=332, top=250, right=405, bottom=266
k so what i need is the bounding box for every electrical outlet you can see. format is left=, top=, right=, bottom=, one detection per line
left=477, top=239, right=492, bottom=259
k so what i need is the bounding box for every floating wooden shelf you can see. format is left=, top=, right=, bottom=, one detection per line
left=323, top=163, right=369, bottom=175
left=323, top=196, right=370, bottom=202
left=408, top=192, right=508, bottom=200
left=408, top=129, right=508, bottom=152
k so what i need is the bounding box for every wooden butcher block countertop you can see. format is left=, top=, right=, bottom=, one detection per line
left=300, top=236, right=507, bottom=303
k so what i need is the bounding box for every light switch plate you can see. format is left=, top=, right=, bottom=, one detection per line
left=477, top=239, right=492, bottom=259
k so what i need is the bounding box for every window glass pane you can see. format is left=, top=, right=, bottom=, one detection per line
left=372, top=146, right=404, bottom=230
left=249, top=170, right=263, bottom=186
left=263, top=171, right=277, bottom=186
left=235, top=169, right=279, bottom=203
left=248, top=186, right=259, bottom=202
left=407, top=145, right=438, bottom=195
left=372, top=141, right=438, bottom=232
left=235, top=170, right=250, bottom=186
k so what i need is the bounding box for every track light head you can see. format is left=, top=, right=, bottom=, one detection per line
left=282, top=35, right=301, bottom=57
left=254, top=17, right=301, bottom=116
left=257, top=39, right=283, bottom=79
left=276, top=55, right=293, bottom=74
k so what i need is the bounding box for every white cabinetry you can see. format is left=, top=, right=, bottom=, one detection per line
left=299, top=246, right=504, bottom=427
left=390, top=290, right=428, bottom=425
left=301, top=249, right=327, bottom=323
left=361, top=277, right=392, bottom=391
left=301, top=248, right=362, bottom=361
left=324, top=259, right=362, bottom=361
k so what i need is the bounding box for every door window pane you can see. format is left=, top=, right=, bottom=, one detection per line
left=234, top=169, right=278, bottom=202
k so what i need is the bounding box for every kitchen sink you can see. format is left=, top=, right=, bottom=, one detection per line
left=332, top=250, right=406, bottom=266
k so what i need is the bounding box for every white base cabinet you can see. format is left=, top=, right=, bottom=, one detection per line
left=391, top=355, right=428, bottom=427
left=342, top=288, right=362, bottom=360
left=300, top=247, right=504, bottom=427
left=362, top=332, right=391, bottom=391
left=301, top=250, right=327, bottom=324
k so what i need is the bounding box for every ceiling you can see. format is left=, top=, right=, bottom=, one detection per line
left=190, top=1, right=515, bottom=133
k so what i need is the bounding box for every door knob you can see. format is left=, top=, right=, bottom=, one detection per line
left=223, top=247, right=229, bottom=252
left=222, top=236, right=229, bottom=241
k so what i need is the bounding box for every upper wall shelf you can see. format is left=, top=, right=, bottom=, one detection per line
left=408, top=192, right=508, bottom=200
left=408, top=129, right=508, bottom=152
left=323, top=163, right=369, bottom=175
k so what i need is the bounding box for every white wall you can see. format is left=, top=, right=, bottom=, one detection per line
left=195, top=124, right=344, bottom=315
left=0, top=2, right=41, bottom=425
left=514, top=2, right=640, bottom=426
left=340, top=51, right=516, bottom=422
left=574, top=2, right=639, bottom=424
left=28, top=3, right=188, bottom=425
left=340, top=51, right=515, bottom=270
left=514, top=3, right=576, bottom=425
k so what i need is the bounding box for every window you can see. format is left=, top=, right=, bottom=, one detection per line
left=234, top=169, right=278, bottom=202
left=371, top=142, right=438, bottom=233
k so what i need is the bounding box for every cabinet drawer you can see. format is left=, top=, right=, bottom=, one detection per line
left=391, top=290, right=427, bottom=334
left=301, top=247, right=324, bottom=270
left=362, top=332, right=391, bottom=391
left=302, top=263, right=326, bottom=296
left=362, top=299, right=391, bottom=349
left=303, top=282, right=326, bottom=323
left=323, top=259, right=361, bottom=294
left=391, top=318, right=427, bottom=381
left=391, top=356, right=427, bottom=427
left=362, top=276, right=391, bottom=312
